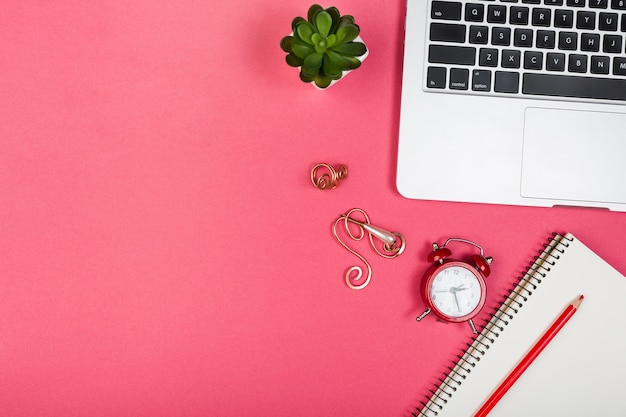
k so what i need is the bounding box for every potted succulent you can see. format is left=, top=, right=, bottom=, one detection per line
left=279, top=4, right=368, bottom=89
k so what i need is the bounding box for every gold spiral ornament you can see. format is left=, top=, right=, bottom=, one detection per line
left=311, top=163, right=348, bottom=190
left=332, top=208, right=406, bottom=290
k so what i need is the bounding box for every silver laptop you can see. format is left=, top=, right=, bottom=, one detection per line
left=397, top=0, right=626, bottom=211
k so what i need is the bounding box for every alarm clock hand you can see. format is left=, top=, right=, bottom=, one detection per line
left=450, top=284, right=467, bottom=312
left=453, top=291, right=462, bottom=312
left=449, top=284, right=466, bottom=293
left=434, top=284, right=468, bottom=295
left=435, top=284, right=466, bottom=294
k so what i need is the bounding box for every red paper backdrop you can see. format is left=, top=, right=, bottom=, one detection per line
left=1, top=1, right=624, bottom=416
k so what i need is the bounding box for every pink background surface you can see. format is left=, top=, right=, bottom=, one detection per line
left=1, top=1, right=625, bottom=416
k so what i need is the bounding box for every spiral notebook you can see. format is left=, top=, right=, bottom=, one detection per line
left=414, top=233, right=626, bottom=417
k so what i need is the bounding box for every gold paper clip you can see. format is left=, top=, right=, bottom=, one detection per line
left=333, top=208, right=405, bottom=290
left=311, top=163, right=348, bottom=190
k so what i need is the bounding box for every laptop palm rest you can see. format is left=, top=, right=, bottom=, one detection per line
left=521, top=107, right=626, bottom=206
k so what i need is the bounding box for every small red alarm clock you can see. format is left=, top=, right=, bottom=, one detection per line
left=416, top=238, right=493, bottom=334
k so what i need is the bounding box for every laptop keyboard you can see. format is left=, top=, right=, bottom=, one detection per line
left=425, top=0, right=626, bottom=102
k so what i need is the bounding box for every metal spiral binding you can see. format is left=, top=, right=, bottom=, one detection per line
left=413, top=233, right=572, bottom=417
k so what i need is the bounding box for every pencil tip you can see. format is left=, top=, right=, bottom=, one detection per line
left=573, top=294, right=584, bottom=308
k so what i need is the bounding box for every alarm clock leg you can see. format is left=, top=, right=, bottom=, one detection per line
left=469, top=319, right=478, bottom=334
left=416, top=308, right=431, bottom=322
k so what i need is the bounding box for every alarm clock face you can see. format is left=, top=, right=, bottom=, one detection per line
left=427, top=263, right=485, bottom=321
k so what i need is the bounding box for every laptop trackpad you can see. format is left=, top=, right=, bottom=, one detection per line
left=521, top=107, right=626, bottom=206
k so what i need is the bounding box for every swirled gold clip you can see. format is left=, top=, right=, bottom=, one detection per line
left=333, top=208, right=405, bottom=290
left=311, top=163, right=348, bottom=190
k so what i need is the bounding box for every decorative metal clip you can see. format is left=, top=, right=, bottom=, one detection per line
left=311, top=163, right=348, bottom=190
left=333, top=208, right=405, bottom=290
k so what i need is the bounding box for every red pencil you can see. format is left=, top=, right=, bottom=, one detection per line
left=474, top=294, right=584, bottom=417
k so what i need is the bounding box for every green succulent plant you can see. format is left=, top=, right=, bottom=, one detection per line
left=280, top=4, right=367, bottom=89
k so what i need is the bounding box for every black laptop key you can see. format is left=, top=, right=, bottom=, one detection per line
left=472, top=70, right=492, bottom=91
left=558, top=32, right=578, bottom=49
left=576, top=11, right=596, bottom=29
left=568, top=54, right=588, bottom=72
left=430, top=22, right=467, bottom=42
left=555, top=10, right=574, bottom=27
left=431, top=1, right=462, bottom=20
left=581, top=33, right=601, bottom=51
left=479, top=48, right=499, bottom=66
left=589, top=0, right=608, bottom=7
left=536, top=30, right=556, bottom=48
left=514, top=28, right=534, bottom=46
left=465, top=3, right=485, bottom=22
left=502, top=49, right=522, bottom=68
left=611, top=0, right=626, bottom=9
left=524, top=51, right=544, bottom=69
left=614, top=57, right=626, bottom=75
left=492, top=27, right=512, bottom=45
left=599, top=12, right=619, bottom=30
left=603, top=34, right=622, bottom=52
left=546, top=52, right=567, bottom=70
left=487, top=5, right=507, bottom=23
left=510, top=6, right=530, bottom=24
left=426, top=66, right=447, bottom=88
left=532, top=8, right=552, bottom=26
left=428, top=45, right=477, bottom=65
left=495, top=71, right=520, bottom=93
left=469, top=25, right=489, bottom=44
left=522, top=73, right=626, bottom=100
left=449, top=68, right=470, bottom=90
left=591, top=55, right=611, bottom=73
